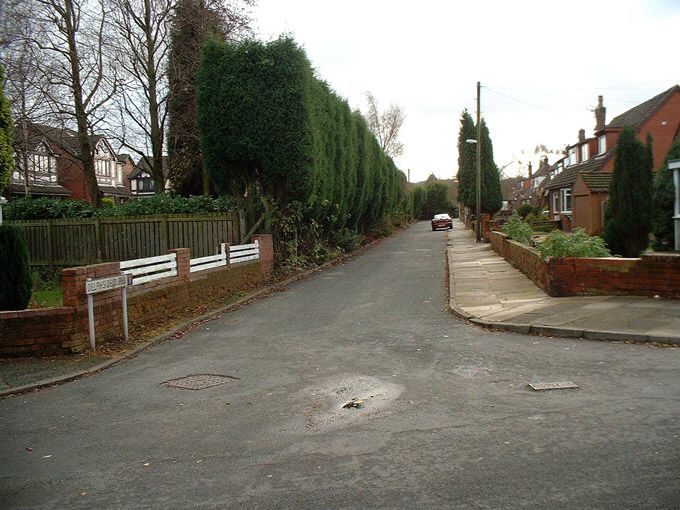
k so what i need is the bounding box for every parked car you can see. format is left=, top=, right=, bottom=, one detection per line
left=431, top=213, right=453, bottom=231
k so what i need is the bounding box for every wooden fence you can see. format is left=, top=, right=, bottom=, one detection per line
left=9, top=212, right=241, bottom=266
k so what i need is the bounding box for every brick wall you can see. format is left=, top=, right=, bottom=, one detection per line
left=489, top=231, right=680, bottom=299
left=0, top=234, right=274, bottom=357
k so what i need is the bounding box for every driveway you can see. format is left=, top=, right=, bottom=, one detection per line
left=1, top=222, right=679, bottom=509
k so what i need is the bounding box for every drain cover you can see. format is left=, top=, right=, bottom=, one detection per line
left=528, top=381, right=579, bottom=391
left=162, top=374, right=238, bottom=390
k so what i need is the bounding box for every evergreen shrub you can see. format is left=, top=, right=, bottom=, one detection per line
left=0, top=224, right=32, bottom=310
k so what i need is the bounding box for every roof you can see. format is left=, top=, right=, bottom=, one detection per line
left=116, top=153, right=134, bottom=164
left=579, top=171, right=613, bottom=192
left=16, top=123, right=107, bottom=155
left=606, top=85, right=680, bottom=129
left=9, top=183, right=72, bottom=197
left=100, top=185, right=131, bottom=197
left=545, top=153, right=611, bottom=190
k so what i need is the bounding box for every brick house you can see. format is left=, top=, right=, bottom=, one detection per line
left=545, top=85, right=680, bottom=235
left=10, top=123, right=131, bottom=204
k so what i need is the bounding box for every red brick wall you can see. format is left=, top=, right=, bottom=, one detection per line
left=0, top=237, right=275, bottom=357
left=489, top=231, right=680, bottom=299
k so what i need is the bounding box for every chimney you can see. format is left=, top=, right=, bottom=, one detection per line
left=595, top=95, right=606, bottom=132
left=578, top=129, right=585, bottom=142
left=527, top=162, right=533, bottom=179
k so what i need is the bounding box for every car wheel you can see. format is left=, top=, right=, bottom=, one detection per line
left=432, top=227, right=436, bottom=231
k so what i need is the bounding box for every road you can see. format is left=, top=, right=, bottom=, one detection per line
left=1, top=222, right=680, bottom=509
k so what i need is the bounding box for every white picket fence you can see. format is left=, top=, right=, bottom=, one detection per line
left=121, top=241, right=261, bottom=285
left=120, top=252, right=178, bottom=285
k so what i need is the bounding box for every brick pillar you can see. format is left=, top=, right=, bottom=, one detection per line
left=481, top=213, right=491, bottom=241
left=252, top=234, right=274, bottom=279
left=62, top=262, right=120, bottom=307
left=169, top=248, right=191, bottom=283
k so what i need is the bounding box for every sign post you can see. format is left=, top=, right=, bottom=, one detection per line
left=670, top=159, right=680, bottom=251
left=85, top=274, right=129, bottom=352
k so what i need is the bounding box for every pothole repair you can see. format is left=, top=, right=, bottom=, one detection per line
left=301, top=375, right=403, bottom=431
left=162, top=374, right=239, bottom=390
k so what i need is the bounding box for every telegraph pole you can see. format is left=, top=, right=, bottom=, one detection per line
left=475, top=81, right=482, bottom=243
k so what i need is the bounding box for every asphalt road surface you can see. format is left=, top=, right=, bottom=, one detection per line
left=2, top=222, right=680, bottom=509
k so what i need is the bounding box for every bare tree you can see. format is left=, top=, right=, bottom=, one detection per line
left=109, top=0, right=171, bottom=193
left=365, top=92, right=405, bottom=159
left=1, top=0, right=53, bottom=196
left=25, top=0, right=119, bottom=206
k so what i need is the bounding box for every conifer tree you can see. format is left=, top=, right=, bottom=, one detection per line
left=456, top=110, right=476, bottom=208
left=651, top=140, right=680, bottom=251
left=603, top=126, right=653, bottom=256
left=479, top=119, right=503, bottom=215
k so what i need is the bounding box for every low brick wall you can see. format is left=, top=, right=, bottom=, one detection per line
left=490, top=231, right=680, bottom=299
left=0, top=235, right=274, bottom=357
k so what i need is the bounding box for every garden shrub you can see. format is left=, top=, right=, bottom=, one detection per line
left=330, top=227, right=362, bottom=253
left=501, top=212, right=533, bottom=244
left=537, top=228, right=611, bottom=260
left=0, top=224, right=32, bottom=310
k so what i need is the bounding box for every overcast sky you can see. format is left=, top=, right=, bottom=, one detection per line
left=253, top=0, right=679, bottom=183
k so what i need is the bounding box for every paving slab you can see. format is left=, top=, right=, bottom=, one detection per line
left=447, top=221, right=680, bottom=345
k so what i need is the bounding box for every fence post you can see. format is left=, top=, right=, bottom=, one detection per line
left=221, top=242, right=230, bottom=266
left=46, top=219, right=54, bottom=269
left=161, top=215, right=169, bottom=253
left=94, top=217, right=103, bottom=262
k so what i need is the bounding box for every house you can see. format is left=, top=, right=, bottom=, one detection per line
left=10, top=126, right=73, bottom=199
left=545, top=86, right=680, bottom=234
left=10, top=123, right=130, bottom=204
left=128, top=156, right=169, bottom=197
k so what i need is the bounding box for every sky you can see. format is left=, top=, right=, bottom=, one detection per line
left=252, top=0, right=680, bottom=183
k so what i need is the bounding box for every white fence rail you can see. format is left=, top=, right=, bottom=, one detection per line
left=121, top=241, right=260, bottom=281
left=120, top=253, right=177, bottom=285
left=190, top=243, right=228, bottom=273
left=229, top=240, right=260, bottom=264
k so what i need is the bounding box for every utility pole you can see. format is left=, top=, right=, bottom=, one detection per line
left=475, top=81, right=482, bottom=243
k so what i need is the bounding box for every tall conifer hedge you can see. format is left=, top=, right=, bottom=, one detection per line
left=197, top=37, right=406, bottom=232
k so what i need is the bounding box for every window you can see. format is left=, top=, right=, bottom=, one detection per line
left=598, top=135, right=606, bottom=154
left=560, top=188, right=572, bottom=213
left=131, top=180, right=137, bottom=191
left=568, top=147, right=578, bottom=166
left=581, top=143, right=589, bottom=161
left=552, top=191, right=559, bottom=214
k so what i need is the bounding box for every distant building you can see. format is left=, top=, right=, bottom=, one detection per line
left=127, top=156, right=170, bottom=197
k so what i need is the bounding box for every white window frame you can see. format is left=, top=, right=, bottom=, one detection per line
left=552, top=191, right=559, bottom=215
left=598, top=135, right=606, bottom=155
left=560, top=188, right=572, bottom=213
left=581, top=143, right=589, bottom=161
left=568, top=147, right=578, bottom=166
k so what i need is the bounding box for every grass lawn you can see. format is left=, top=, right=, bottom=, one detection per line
left=29, top=287, right=63, bottom=308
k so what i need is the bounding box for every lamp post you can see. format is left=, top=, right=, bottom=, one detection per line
left=465, top=81, right=482, bottom=243
left=0, top=196, right=7, bottom=225
left=670, top=158, right=680, bottom=251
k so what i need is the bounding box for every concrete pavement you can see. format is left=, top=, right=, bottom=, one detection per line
left=447, top=220, right=680, bottom=344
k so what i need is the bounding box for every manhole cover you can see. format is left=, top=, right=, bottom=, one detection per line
left=162, top=374, right=238, bottom=390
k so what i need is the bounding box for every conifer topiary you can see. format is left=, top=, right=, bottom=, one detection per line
left=0, top=224, right=33, bottom=310
left=603, top=126, right=653, bottom=257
